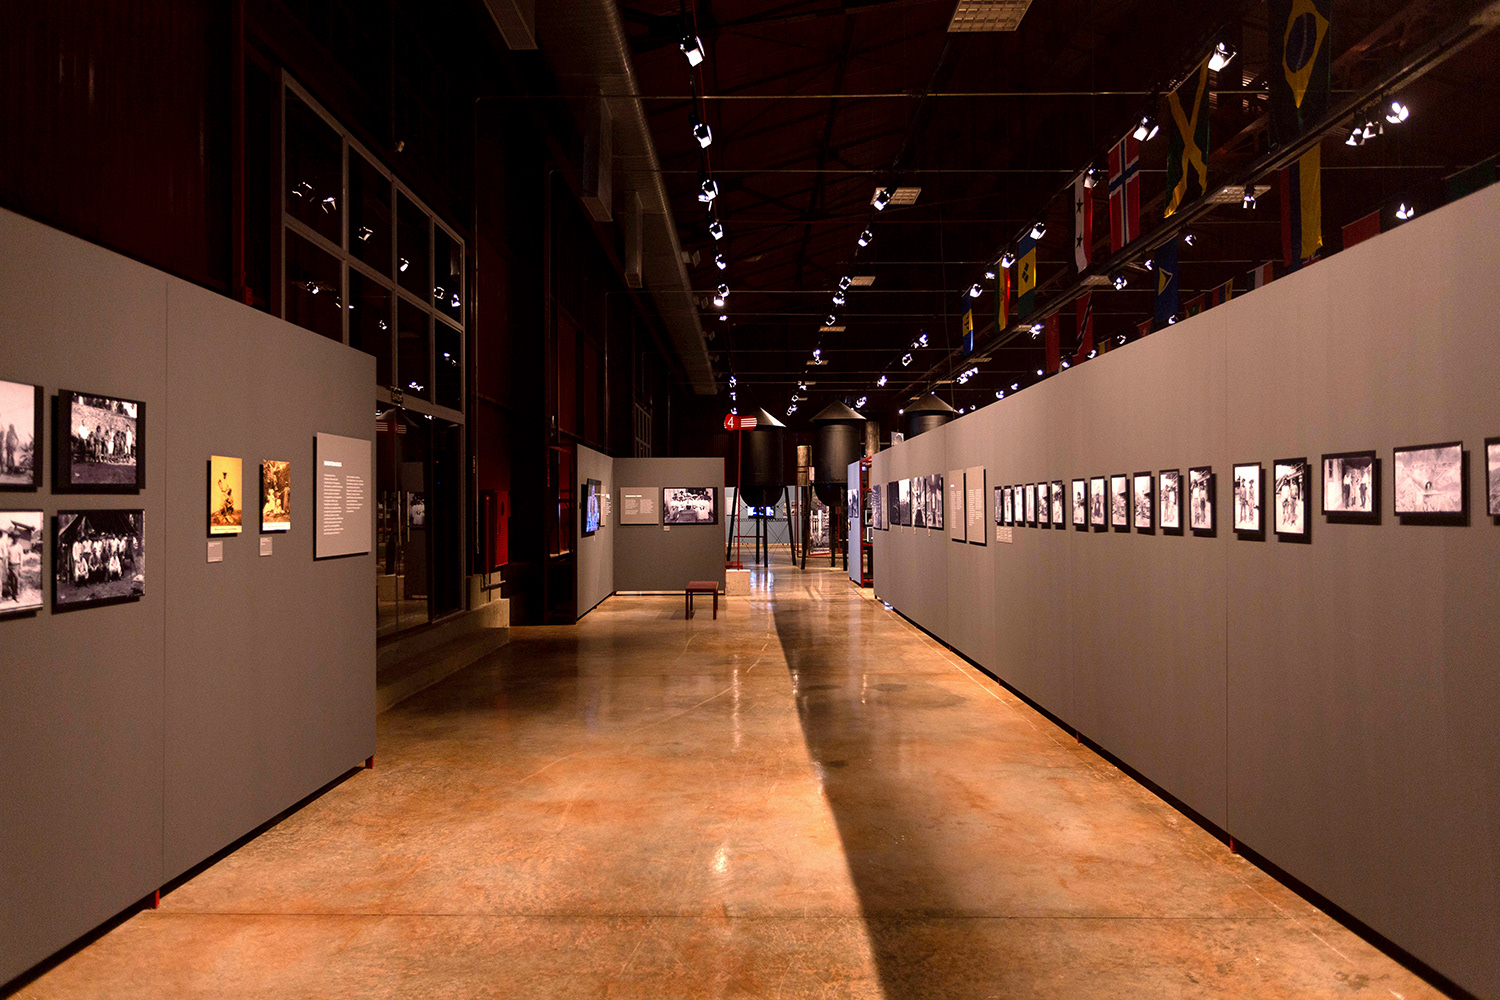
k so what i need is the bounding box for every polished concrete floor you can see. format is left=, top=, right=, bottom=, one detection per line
left=17, top=565, right=1444, bottom=998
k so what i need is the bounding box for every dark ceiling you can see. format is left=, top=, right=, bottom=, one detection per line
left=620, top=0, right=1500, bottom=425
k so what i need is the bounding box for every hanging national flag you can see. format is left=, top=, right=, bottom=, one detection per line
left=1044, top=313, right=1060, bottom=373
left=1249, top=262, right=1275, bottom=289
left=994, top=266, right=1010, bottom=331
left=1341, top=209, right=1381, bottom=250
left=1108, top=135, right=1142, bottom=253
left=1269, top=0, right=1332, bottom=148
left=1073, top=292, right=1094, bottom=363
left=1446, top=156, right=1497, bottom=203
left=1165, top=58, right=1212, bottom=218
left=961, top=309, right=975, bottom=355
left=1136, top=318, right=1153, bottom=340
left=1153, top=237, right=1179, bottom=330
left=1016, top=233, right=1038, bottom=317
left=1280, top=146, right=1323, bottom=268
left=1183, top=294, right=1205, bottom=318
left=1209, top=278, right=1235, bottom=306
left=1073, top=171, right=1094, bottom=271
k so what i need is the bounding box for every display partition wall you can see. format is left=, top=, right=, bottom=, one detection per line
left=280, top=75, right=466, bottom=637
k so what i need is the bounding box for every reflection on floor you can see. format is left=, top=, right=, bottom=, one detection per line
left=16, top=565, right=1445, bottom=998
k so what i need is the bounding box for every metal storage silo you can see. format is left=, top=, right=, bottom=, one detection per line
left=902, top=394, right=957, bottom=439
left=810, top=401, right=864, bottom=507
left=739, top=408, right=786, bottom=508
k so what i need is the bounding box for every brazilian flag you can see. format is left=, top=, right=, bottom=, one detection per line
left=1016, top=234, right=1038, bottom=317
left=1165, top=58, right=1211, bottom=218
left=1269, top=0, right=1331, bottom=148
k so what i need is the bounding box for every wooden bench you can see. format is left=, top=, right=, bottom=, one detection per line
left=686, top=580, right=719, bottom=620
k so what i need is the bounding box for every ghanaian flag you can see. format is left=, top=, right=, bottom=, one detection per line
left=1269, top=0, right=1331, bottom=148
left=1165, top=58, right=1211, bottom=218
left=1016, top=233, right=1038, bottom=317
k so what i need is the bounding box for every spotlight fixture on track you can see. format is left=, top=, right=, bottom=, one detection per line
left=1396, top=202, right=1416, bottom=221
left=1183, top=232, right=1196, bottom=247
left=691, top=117, right=713, bottom=148
left=1208, top=40, right=1238, bottom=72
left=698, top=178, right=718, bottom=203
left=1029, top=221, right=1047, bottom=240
left=1030, top=323, right=1043, bottom=338
left=968, top=283, right=983, bottom=298
left=709, top=219, right=724, bottom=240
left=856, top=396, right=867, bottom=408
left=839, top=276, right=852, bottom=290
left=1111, top=272, right=1128, bottom=290
left=877, top=375, right=887, bottom=387
left=996, top=390, right=1005, bottom=399
left=1242, top=185, right=1257, bottom=209
left=1386, top=99, right=1410, bottom=124
left=1061, top=360, right=1070, bottom=369
left=833, top=292, right=846, bottom=307
left=984, top=268, right=996, bottom=280
left=1083, top=165, right=1101, bottom=189
left=715, top=253, right=728, bottom=270
left=826, top=314, right=837, bottom=326
left=1036, top=368, right=1044, bottom=376
left=680, top=34, right=705, bottom=67
left=901, top=353, right=912, bottom=366
left=872, top=187, right=892, bottom=211
left=858, top=229, right=873, bottom=247
left=729, top=375, right=736, bottom=387
left=1133, top=114, right=1160, bottom=142
left=717, top=283, right=730, bottom=298
left=712, top=293, right=725, bottom=308
left=1010, top=382, right=1019, bottom=391
left=1000, top=250, right=1016, bottom=269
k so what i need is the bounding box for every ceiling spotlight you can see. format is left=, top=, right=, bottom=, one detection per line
left=692, top=118, right=713, bottom=148
left=918, top=333, right=928, bottom=347
left=1242, top=185, right=1257, bottom=209
left=1111, top=272, right=1128, bottom=290
left=1011, top=382, right=1019, bottom=391
left=715, top=253, right=728, bottom=270
left=1088, top=349, right=1097, bottom=359
left=730, top=406, right=737, bottom=415
left=1167, top=315, right=1178, bottom=325
left=858, top=229, right=873, bottom=247
left=901, top=353, right=912, bottom=366
left=839, top=276, right=852, bottom=290
left=680, top=34, right=705, bottom=67
left=995, top=390, right=1004, bottom=399
left=812, top=348, right=821, bottom=360
left=1133, top=114, right=1160, bottom=142
left=730, top=391, right=736, bottom=400
left=984, top=269, right=996, bottom=280
left=856, top=396, right=867, bottom=408
left=709, top=220, right=724, bottom=240
left=787, top=405, right=797, bottom=416
left=1030, top=323, right=1043, bottom=338
left=1345, top=126, right=1364, bottom=147
left=826, top=314, right=837, bottom=325
left=968, top=283, right=983, bottom=298
left=1117, top=334, right=1127, bottom=345
left=1183, top=232, right=1196, bottom=247
left=717, top=283, right=730, bottom=297
left=451, top=292, right=461, bottom=309
left=833, top=292, right=846, bottom=306
left=1061, top=359, right=1070, bottom=369
left=1036, top=368, right=1044, bottom=376
left=877, top=375, right=887, bottom=387
left=1083, top=165, right=1101, bottom=189
left=398, top=258, right=410, bottom=272
left=712, top=294, right=725, bottom=308
left=729, top=375, right=737, bottom=387
left=872, top=187, right=892, bottom=211
left=1386, top=100, right=1410, bottom=124
left=1144, top=258, right=1155, bottom=271
left=698, top=178, right=718, bottom=203
left=1029, top=221, right=1047, bottom=240
left=718, top=314, right=727, bottom=321
left=969, top=406, right=976, bottom=412
left=798, top=381, right=807, bottom=391
left=1000, top=250, right=1016, bottom=268
left=1208, top=40, right=1238, bottom=72
left=1396, top=202, right=1416, bottom=221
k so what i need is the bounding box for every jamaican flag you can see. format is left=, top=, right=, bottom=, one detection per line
left=1165, top=58, right=1211, bottom=218
left=1269, top=0, right=1331, bottom=148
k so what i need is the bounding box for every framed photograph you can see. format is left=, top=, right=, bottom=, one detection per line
left=1025, top=483, right=1036, bottom=525
left=1273, top=458, right=1310, bottom=540
left=928, top=474, right=944, bottom=530
left=912, top=477, right=927, bottom=528
left=1393, top=441, right=1465, bottom=522
left=1072, top=479, right=1087, bottom=529
left=54, top=509, right=144, bottom=610
left=1189, top=466, right=1215, bottom=534
left=1051, top=481, right=1065, bottom=528
left=871, top=482, right=884, bottom=530
left=55, top=390, right=143, bottom=493
left=1037, top=481, right=1050, bottom=525
left=1233, top=463, right=1264, bottom=537
left=897, top=478, right=911, bottom=526
left=1159, top=469, right=1183, bottom=534
left=209, top=455, right=243, bottom=536
left=1089, top=477, right=1107, bottom=528
left=1321, top=451, right=1378, bottom=524
left=1002, top=485, right=1013, bottom=524
left=662, top=486, right=717, bottom=525
left=993, top=486, right=1003, bottom=525
left=1488, top=439, right=1500, bottom=518
left=1110, top=474, right=1129, bottom=531
left=1133, top=472, right=1154, bottom=533
left=582, top=478, right=602, bottom=536
left=0, top=379, right=43, bottom=490
left=260, top=460, right=291, bottom=532
left=0, top=510, right=44, bottom=616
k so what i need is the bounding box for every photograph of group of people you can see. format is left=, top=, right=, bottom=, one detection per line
left=54, top=510, right=145, bottom=609
left=61, top=391, right=143, bottom=490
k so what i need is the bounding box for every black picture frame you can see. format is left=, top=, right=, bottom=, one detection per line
left=52, top=509, right=145, bottom=612
left=1272, top=458, right=1312, bottom=542
left=1026, top=483, right=1038, bottom=526
left=1089, top=476, right=1107, bottom=530
left=1393, top=441, right=1467, bottom=525
left=581, top=478, right=602, bottom=536
left=1487, top=438, right=1500, bottom=521
left=1159, top=468, right=1183, bottom=535
left=993, top=485, right=1003, bottom=526
left=0, top=380, right=43, bottom=491
left=53, top=390, right=145, bottom=494
left=1232, top=462, right=1265, bottom=539
left=661, top=486, right=718, bottom=526
left=1072, top=478, right=1088, bottom=530
left=1037, top=480, right=1050, bottom=526
left=1051, top=480, right=1066, bottom=529
left=1188, top=466, right=1216, bottom=537
left=0, top=509, right=45, bottom=616
left=1132, top=472, right=1154, bottom=534
left=1320, top=450, right=1380, bottom=525
left=1002, top=485, right=1013, bottom=525
left=1109, top=474, right=1129, bottom=532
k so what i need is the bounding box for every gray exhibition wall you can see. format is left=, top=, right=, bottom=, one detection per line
left=0, top=209, right=375, bottom=984
left=611, top=456, right=725, bottom=593
left=576, top=444, right=615, bottom=616
left=871, top=184, right=1500, bottom=999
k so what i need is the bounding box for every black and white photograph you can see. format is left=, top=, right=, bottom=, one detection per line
left=56, top=390, right=144, bottom=493
left=1024, top=483, right=1036, bottom=525
left=872, top=482, right=885, bottom=530
left=912, top=476, right=927, bottom=528
left=1037, top=481, right=1050, bottom=525
left=1189, top=466, right=1215, bottom=533
left=1488, top=438, right=1500, bottom=518
left=1090, top=476, right=1107, bottom=528
left=1233, top=463, right=1263, bottom=535
left=926, top=474, right=944, bottom=530
left=1003, top=485, right=1014, bottom=524
left=1394, top=442, right=1465, bottom=520
left=1051, top=481, right=1064, bottom=527
left=889, top=481, right=901, bottom=526
left=1133, top=472, right=1153, bottom=533
left=54, top=509, right=144, bottom=610
left=1321, top=450, right=1378, bottom=522
left=0, top=379, right=42, bottom=490
left=1160, top=469, right=1182, bottom=533
left=898, top=478, right=911, bottom=526
left=1273, top=459, right=1310, bottom=539
left=994, top=485, right=1004, bottom=525
left=1110, top=474, right=1129, bottom=530
left=0, top=510, right=44, bottom=616
left=1072, top=479, right=1087, bottom=528
left=662, top=487, right=717, bottom=525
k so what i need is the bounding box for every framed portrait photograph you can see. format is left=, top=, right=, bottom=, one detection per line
left=1025, top=483, right=1036, bottom=525
left=912, top=477, right=927, bottom=528
left=1159, top=469, right=1182, bottom=534
left=1072, top=479, right=1087, bottom=529
left=662, top=487, right=717, bottom=525
left=582, top=478, right=602, bottom=536
left=1189, top=466, right=1215, bottom=534
left=1133, top=472, right=1154, bottom=533
left=1233, top=463, right=1264, bottom=537
left=1090, top=476, right=1107, bottom=528
left=1037, top=481, right=1050, bottom=526
left=55, top=390, right=144, bottom=493
left=1488, top=438, right=1500, bottom=518
left=0, top=379, right=43, bottom=491
left=1321, top=450, right=1378, bottom=523
left=928, top=474, right=944, bottom=530
left=209, top=455, right=243, bottom=536
left=993, top=486, right=1004, bottom=525
left=1110, top=474, right=1129, bottom=531
left=261, top=460, right=291, bottom=532
left=1393, top=441, right=1465, bottom=522
left=1273, top=458, right=1310, bottom=540
left=1003, top=485, right=1013, bottom=524
left=1051, top=481, right=1065, bottom=528
left=897, top=479, right=911, bottom=526
left=54, top=509, right=144, bottom=611
left=871, top=482, right=884, bottom=530
left=0, top=510, right=44, bottom=616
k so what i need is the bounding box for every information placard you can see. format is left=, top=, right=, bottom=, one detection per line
left=965, top=466, right=987, bottom=545
left=619, top=487, right=659, bottom=525
left=314, top=432, right=373, bottom=559
left=947, top=469, right=966, bottom=542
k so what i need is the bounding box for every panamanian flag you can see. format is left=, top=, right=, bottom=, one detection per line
left=1108, top=134, right=1142, bottom=253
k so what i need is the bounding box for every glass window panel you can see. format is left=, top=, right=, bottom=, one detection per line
left=396, top=194, right=429, bottom=297
left=285, top=230, right=343, bottom=342
left=433, top=226, right=463, bottom=324
left=434, top=319, right=462, bottom=411
left=348, top=272, right=392, bottom=387
left=397, top=299, right=430, bottom=401
left=285, top=94, right=342, bottom=245
left=349, top=152, right=391, bottom=274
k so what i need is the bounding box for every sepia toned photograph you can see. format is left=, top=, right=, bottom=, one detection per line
left=1090, top=476, right=1107, bottom=528
left=1394, top=442, right=1464, bottom=520
left=1274, top=459, right=1310, bottom=539
left=0, top=510, right=44, bottom=616
left=54, top=509, right=144, bottom=610
left=662, top=486, right=717, bottom=525
left=262, top=460, right=291, bottom=533
left=210, top=455, right=244, bottom=536
left=1073, top=479, right=1087, bottom=528
left=1003, top=485, right=1013, bottom=524
left=1160, top=469, right=1182, bottom=533
left=1051, top=481, right=1064, bottom=528
left=1110, top=474, right=1128, bottom=530
left=57, top=391, right=144, bottom=492
left=1189, top=466, right=1215, bottom=533
left=1037, top=481, right=1050, bottom=525
left=0, top=379, right=42, bottom=490
left=1322, top=450, right=1377, bottom=522
left=1133, top=472, right=1153, bottom=533
left=1489, top=439, right=1500, bottom=517
left=1233, top=463, right=1263, bottom=535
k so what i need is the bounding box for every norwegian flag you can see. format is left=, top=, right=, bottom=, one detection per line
left=1108, top=134, right=1141, bottom=253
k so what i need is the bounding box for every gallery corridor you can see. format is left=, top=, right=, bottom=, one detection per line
left=16, top=567, right=1442, bottom=999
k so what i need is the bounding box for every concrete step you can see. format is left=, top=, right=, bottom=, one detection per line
left=376, top=626, right=509, bottom=714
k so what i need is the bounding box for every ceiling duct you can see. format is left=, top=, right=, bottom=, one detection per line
left=533, top=0, right=717, bottom=394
